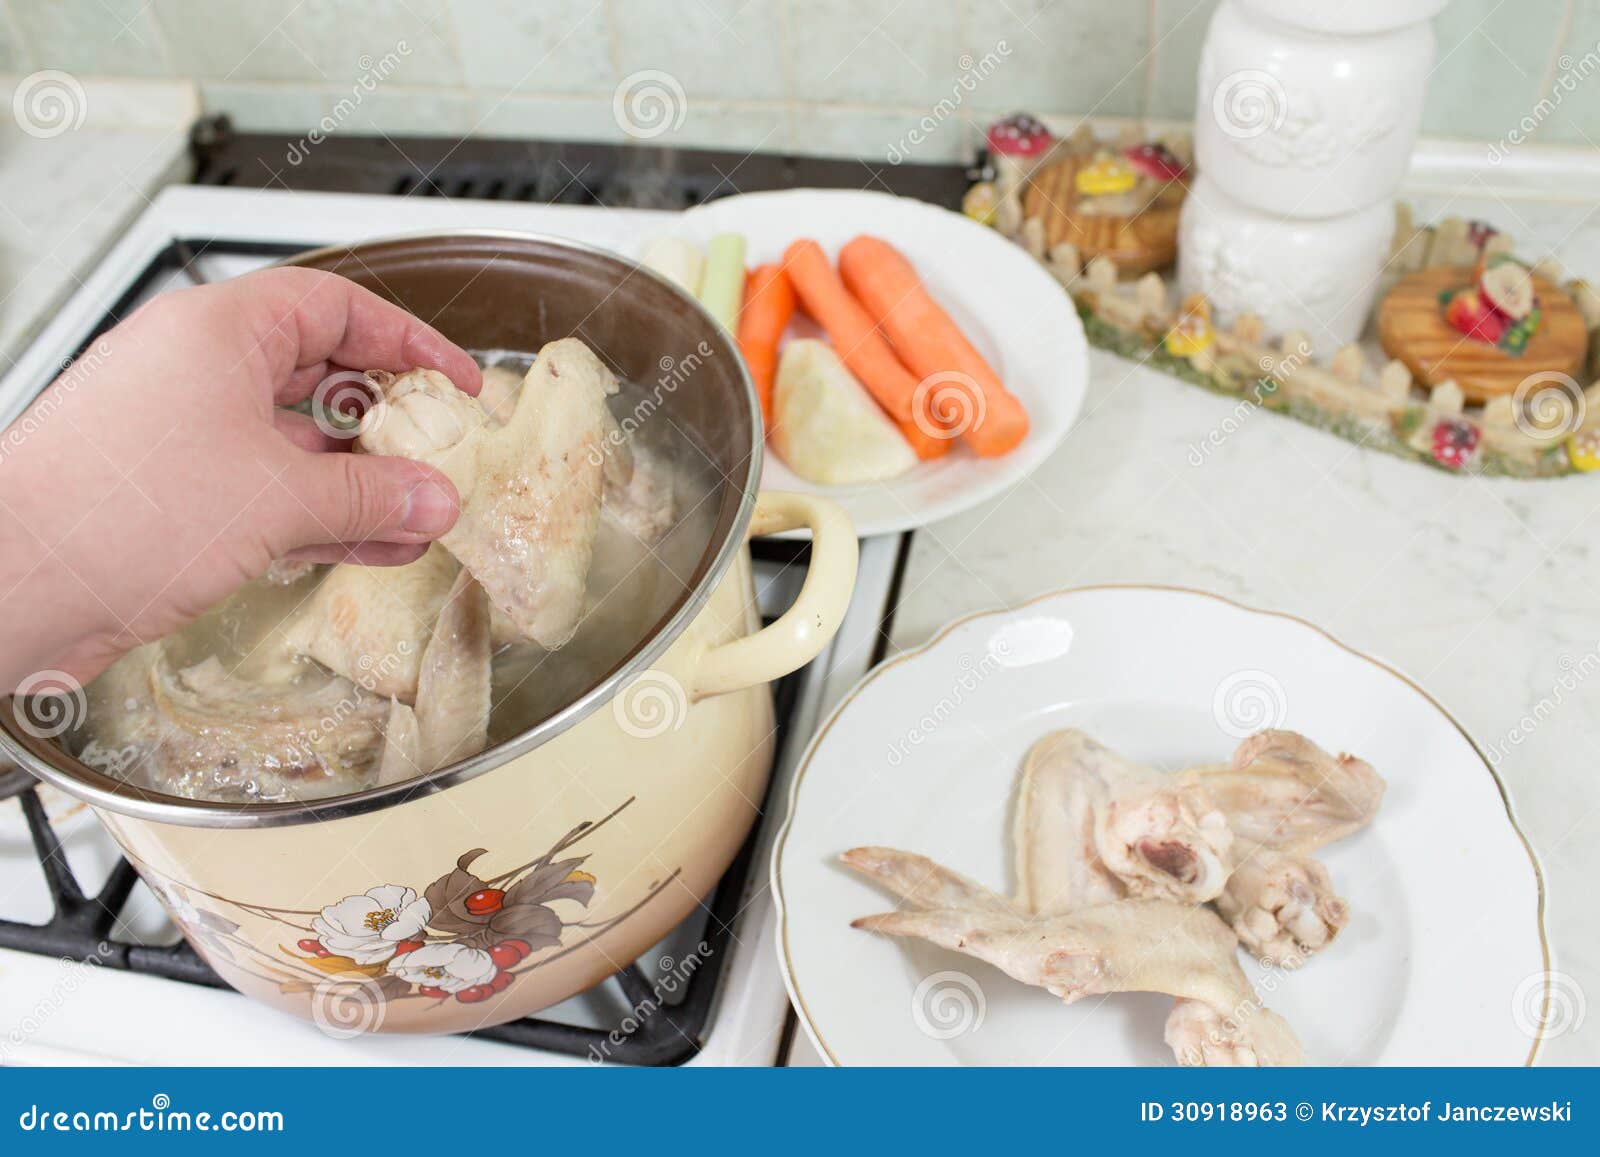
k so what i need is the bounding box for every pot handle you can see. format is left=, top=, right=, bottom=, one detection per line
left=690, top=490, right=859, bottom=700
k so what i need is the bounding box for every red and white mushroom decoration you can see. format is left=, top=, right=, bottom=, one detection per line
left=986, top=113, right=1054, bottom=195
left=1124, top=141, right=1188, bottom=184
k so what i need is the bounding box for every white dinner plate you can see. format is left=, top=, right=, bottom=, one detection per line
left=773, top=586, right=1550, bottom=1065
left=663, top=189, right=1087, bottom=537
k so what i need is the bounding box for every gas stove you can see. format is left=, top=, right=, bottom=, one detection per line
left=0, top=134, right=945, bottom=1066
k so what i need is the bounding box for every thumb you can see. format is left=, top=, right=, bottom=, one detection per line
left=274, top=450, right=460, bottom=550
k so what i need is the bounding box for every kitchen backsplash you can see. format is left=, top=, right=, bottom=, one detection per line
left=0, top=0, right=1594, bottom=162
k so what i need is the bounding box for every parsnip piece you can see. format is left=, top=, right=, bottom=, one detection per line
left=639, top=237, right=705, bottom=296
left=771, top=339, right=917, bottom=485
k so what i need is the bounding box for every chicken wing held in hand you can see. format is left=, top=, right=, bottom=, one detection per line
left=357, top=338, right=618, bottom=649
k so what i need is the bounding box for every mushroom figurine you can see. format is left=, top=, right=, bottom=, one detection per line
left=1569, top=426, right=1600, bottom=473
left=1165, top=294, right=1215, bottom=358
left=1124, top=141, right=1188, bottom=185
left=1075, top=151, right=1139, bottom=198
left=985, top=113, right=1054, bottom=200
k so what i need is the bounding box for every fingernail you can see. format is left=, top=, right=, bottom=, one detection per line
left=402, top=479, right=455, bottom=535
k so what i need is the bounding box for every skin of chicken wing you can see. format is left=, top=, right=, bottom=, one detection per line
left=1010, top=737, right=1307, bottom=1064
left=1181, top=729, right=1386, bottom=855
left=1020, top=730, right=1235, bottom=904
left=1215, top=848, right=1349, bottom=967
left=843, top=844, right=1304, bottom=1066
left=357, top=338, right=617, bottom=648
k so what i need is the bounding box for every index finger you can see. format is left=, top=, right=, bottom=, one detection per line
left=233, top=265, right=483, bottom=404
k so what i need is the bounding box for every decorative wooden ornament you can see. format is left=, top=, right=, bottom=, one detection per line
left=1021, top=146, right=1186, bottom=277
left=1378, top=264, right=1587, bottom=402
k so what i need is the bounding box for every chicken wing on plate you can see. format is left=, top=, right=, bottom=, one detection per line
left=1021, top=729, right=1235, bottom=904
left=1181, top=729, right=1385, bottom=855
left=843, top=845, right=1303, bottom=1066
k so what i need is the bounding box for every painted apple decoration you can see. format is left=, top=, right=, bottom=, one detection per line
left=1443, top=289, right=1507, bottom=343
left=1431, top=419, right=1480, bottom=469
left=1124, top=142, right=1187, bottom=183
left=418, top=985, right=447, bottom=999
left=464, top=887, right=506, bottom=915
left=1480, top=260, right=1534, bottom=320
left=456, top=984, right=493, bottom=1004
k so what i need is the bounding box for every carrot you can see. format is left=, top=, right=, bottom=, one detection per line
left=736, top=263, right=795, bottom=425
left=838, top=235, right=1030, bottom=457
left=782, top=240, right=951, bottom=460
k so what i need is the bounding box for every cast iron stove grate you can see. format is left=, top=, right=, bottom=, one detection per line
left=0, top=220, right=824, bottom=1065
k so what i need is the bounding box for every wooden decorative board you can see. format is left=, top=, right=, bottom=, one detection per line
left=1377, top=265, right=1587, bottom=403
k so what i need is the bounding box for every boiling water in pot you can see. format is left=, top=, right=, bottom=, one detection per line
left=71, top=349, right=723, bottom=804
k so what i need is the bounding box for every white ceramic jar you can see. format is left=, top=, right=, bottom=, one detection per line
left=1195, top=0, right=1439, bottom=219
left=1178, top=174, right=1394, bottom=350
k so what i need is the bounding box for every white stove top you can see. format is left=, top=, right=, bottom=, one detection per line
left=0, top=186, right=905, bottom=1066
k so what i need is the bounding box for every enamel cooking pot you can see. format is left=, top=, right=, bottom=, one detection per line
left=0, top=232, right=858, bottom=1034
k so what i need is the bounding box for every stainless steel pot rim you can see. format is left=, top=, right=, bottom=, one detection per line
left=0, top=228, right=764, bottom=829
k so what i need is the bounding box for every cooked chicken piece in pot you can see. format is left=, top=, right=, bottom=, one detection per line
left=285, top=544, right=459, bottom=702
left=375, top=568, right=492, bottom=784
left=357, top=338, right=616, bottom=648
left=86, top=649, right=389, bottom=803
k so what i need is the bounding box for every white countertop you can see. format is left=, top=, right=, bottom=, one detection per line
left=0, top=77, right=197, bottom=368
left=876, top=181, right=1600, bottom=1065
left=0, top=104, right=1588, bottom=1065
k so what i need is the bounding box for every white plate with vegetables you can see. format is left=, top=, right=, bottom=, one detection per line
left=638, top=189, right=1087, bottom=538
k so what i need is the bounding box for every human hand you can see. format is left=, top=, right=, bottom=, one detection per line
left=0, top=266, right=482, bottom=691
